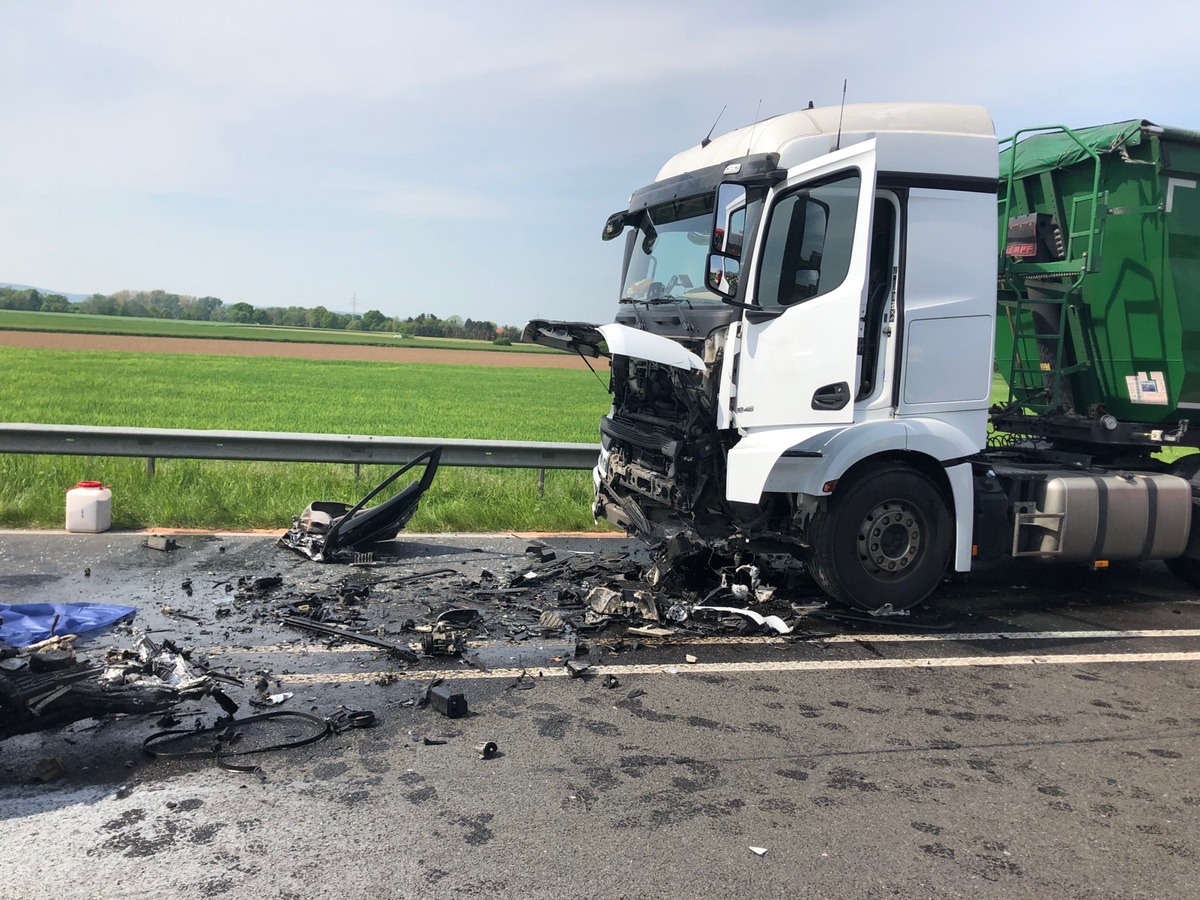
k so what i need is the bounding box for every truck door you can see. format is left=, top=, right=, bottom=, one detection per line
left=733, top=141, right=878, bottom=430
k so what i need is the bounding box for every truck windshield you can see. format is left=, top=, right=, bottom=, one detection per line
left=620, top=195, right=721, bottom=305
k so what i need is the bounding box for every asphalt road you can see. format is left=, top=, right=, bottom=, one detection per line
left=1, top=531, right=1199, bottom=899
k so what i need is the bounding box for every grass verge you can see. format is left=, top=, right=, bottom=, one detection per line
left=0, top=348, right=612, bottom=531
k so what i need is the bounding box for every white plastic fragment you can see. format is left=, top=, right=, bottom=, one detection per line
left=663, top=666, right=679, bottom=675
left=693, top=606, right=793, bottom=635
left=750, top=846, right=768, bottom=856
left=685, top=654, right=698, bottom=664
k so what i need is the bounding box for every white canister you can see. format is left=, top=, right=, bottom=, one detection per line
left=65, top=481, right=112, bottom=533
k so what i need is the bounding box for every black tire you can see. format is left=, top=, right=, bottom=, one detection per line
left=1165, top=555, right=1200, bottom=587
left=807, top=465, right=953, bottom=611
left=1165, top=454, right=1200, bottom=587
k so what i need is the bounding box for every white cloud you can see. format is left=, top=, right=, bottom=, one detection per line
left=2, top=0, right=1200, bottom=324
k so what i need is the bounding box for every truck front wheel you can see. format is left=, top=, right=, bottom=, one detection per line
left=807, top=465, right=953, bottom=611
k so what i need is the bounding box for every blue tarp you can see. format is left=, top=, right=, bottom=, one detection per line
left=0, top=602, right=137, bottom=647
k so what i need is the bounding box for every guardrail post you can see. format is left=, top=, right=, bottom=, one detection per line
left=146, top=456, right=156, bottom=478
left=537, top=467, right=545, bottom=499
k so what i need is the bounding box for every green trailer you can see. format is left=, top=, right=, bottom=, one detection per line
left=995, top=119, right=1200, bottom=455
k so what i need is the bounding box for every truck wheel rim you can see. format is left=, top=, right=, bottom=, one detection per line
left=857, top=500, right=922, bottom=577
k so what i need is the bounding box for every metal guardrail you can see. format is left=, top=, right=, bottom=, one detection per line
left=0, top=423, right=601, bottom=472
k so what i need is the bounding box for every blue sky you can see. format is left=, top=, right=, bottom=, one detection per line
left=2, top=0, right=1199, bottom=327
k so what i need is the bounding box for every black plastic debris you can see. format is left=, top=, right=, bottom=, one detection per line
left=145, top=536, right=179, bottom=552
left=143, top=709, right=342, bottom=775
left=507, top=670, right=537, bottom=691
left=33, top=757, right=67, bottom=783
left=429, top=684, right=468, bottom=718
left=435, top=608, right=482, bottom=628
left=278, top=615, right=419, bottom=663
left=564, top=660, right=591, bottom=679
left=278, top=448, right=442, bottom=562
left=602, top=674, right=620, bottom=689
left=327, top=708, right=377, bottom=732
left=417, top=676, right=444, bottom=708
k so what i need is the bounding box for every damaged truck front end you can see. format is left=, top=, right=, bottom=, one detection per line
left=523, top=320, right=796, bottom=556
left=523, top=320, right=745, bottom=547
left=525, top=155, right=798, bottom=557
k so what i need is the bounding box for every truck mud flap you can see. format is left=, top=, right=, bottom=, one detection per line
left=279, top=447, right=442, bottom=562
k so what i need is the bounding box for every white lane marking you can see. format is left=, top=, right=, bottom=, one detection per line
left=277, top=650, right=1200, bottom=684
left=208, top=628, right=1200, bottom=656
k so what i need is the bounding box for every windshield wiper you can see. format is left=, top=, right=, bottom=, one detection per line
left=649, top=294, right=694, bottom=309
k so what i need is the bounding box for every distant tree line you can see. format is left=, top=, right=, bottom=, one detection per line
left=0, top=286, right=521, bottom=343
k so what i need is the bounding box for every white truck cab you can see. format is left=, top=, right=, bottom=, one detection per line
left=523, top=103, right=1194, bottom=611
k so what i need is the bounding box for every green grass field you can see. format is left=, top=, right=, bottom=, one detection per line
left=0, top=309, right=555, bottom=353
left=0, top=347, right=613, bottom=531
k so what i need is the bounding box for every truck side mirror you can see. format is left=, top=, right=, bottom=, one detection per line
left=602, top=209, right=631, bottom=241
left=713, top=183, right=747, bottom=258
left=706, top=253, right=740, bottom=297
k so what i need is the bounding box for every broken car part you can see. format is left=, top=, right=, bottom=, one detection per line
left=476, top=740, right=498, bottom=759
left=279, top=615, right=420, bottom=663
left=278, top=447, right=442, bottom=562
left=428, top=684, right=468, bottom=718
left=564, top=660, right=591, bottom=678
left=143, top=709, right=340, bottom=774
left=421, top=623, right=467, bottom=658
left=1, top=634, right=220, bottom=741
left=586, top=586, right=659, bottom=622
left=692, top=605, right=793, bottom=635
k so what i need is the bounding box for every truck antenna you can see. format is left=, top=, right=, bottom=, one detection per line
left=745, top=99, right=763, bottom=156
left=834, top=79, right=847, bottom=150
left=701, top=105, right=726, bottom=149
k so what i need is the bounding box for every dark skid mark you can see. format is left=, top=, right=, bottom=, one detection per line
left=189, top=823, right=224, bottom=845
left=536, top=714, right=573, bottom=740
left=922, top=843, right=956, bottom=859
left=102, top=809, right=147, bottom=831
left=313, top=762, right=350, bottom=780
left=451, top=813, right=494, bottom=847
left=92, top=819, right=182, bottom=859
left=775, top=769, right=810, bottom=782
left=407, top=786, right=438, bottom=804
left=760, top=797, right=798, bottom=814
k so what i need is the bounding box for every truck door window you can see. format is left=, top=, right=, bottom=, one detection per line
left=757, top=173, right=861, bottom=309
left=857, top=195, right=899, bottom=400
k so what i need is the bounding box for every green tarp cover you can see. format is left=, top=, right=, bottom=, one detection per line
left=1001, top=120, right=1200, bottom=179
left=1000, top=120, right=1148, bottom=179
